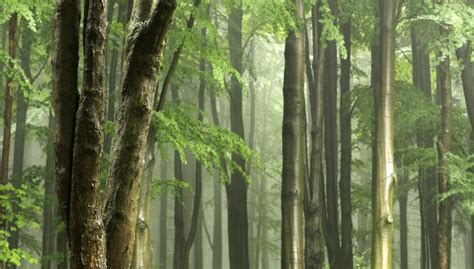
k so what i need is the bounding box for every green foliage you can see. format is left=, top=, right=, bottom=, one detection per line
left=413, top=2, right=474, bottom=61
left=151, top=178, right=191, bottom=198
left=0, top=0, right=53, bottom=31
left=153, top=103, right=257, bottom=183
left=0, top=180, right=42, bottom=266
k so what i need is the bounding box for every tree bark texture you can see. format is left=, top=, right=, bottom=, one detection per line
left=281, top=0, right=305, bottom=267
left=304, top=3, right=325, bottom=269
left=370, top=0, right=398, bottom=268
left=105, top=1, right=176, bottom=268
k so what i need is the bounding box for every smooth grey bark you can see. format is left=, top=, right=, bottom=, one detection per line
left=370, top=0, right=398, bottom=268
left=398, top=166, right=408, bottom=269
left=281, top=0, right=305, bottom=267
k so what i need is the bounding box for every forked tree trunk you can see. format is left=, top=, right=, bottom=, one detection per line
left=370, top=0, right=398, bottom=268
left=281, top=0, right=305, bottom=267
left=304, top=3, right=325, bottom=269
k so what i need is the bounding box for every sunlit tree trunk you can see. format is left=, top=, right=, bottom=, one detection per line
left=304, top=3, right=325, bottom=269
left=370, top=0, right=398, bottom=268
left=339, top=7, right=353, bottom=269
left=281, top=0, right=305, bottom=267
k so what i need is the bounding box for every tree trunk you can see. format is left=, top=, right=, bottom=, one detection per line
left=226, top=2, right=250, bottom=268
left=68, top=0, right=108, bottom=267
left=304, top=3, right=325, bottom=269
left=56, top=229, right=68, bottom=269
left=8, top=22, right=31, bottom=266
left=398, top=166, right=408, bottom=269
left=323, top=1, right=341, bottom=267
left=158, top=158, right=169, bottom=269
left=436, top=19, right=453, bottom=268
left=411, top=7, right=438, bottom=267
left=281, top=0, right=305, bottom=267
left=210, top=94, right=223, bottom=269
left=339, top=9, right=353, bottom=269
left=0, top=13, right=16, bottom=187
left=173, top=146, right=187, bottom=269
left=370, top=0, right=398, bottom=268
left=41, top=114, right=55, bottom=269
left=193, top=54, right=206, bottom=269
left=104, top=0, right=127, bottom=153
left=105, top=1, right=176, bottom=268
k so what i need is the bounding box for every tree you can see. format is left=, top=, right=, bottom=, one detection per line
left=226, top=1, right=250, bottom=268
left=304, top=2, right=326, bottom=268
left=281, top=0, right=305, bottom=267
left=370, top=0, right=398, bottom=268
left=52, top=0, right=177, bottom=268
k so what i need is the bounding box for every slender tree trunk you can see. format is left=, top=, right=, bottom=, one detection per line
left=193, top=54, right=206, bottom=269
left=339, top=8, right=353, bottom=269
left=159, top=157, right=169, bottom=269
left=0, top=13, right=17, bottom=186
left=304, top=3, right=325, bottom=269
left=411, top=8, right=437, bottom=267
left=226, top=2, right=250, bottom=268
left=398, top=166, right=409, bottom=269
left=370, top=0, right=398, bottom=268
left=173, top=145, right=187, bottom=269
left=42, top=114, right=55, bottom=269
left=281, top=0, right=305, bottom=267
left=210, top=94, right=223, bottom=269
left=435, top=20, right=453, bottom=268
left=104, top=0, right=127, bottom=153
left=323, top=1, right=341, bottom=266
left=8, top=23, right=31, bottom=266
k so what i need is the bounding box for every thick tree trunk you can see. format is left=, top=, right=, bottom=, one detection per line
left=304, top=3, right=325, bottom=269
left=226, top=2, right=250, bottom=268
left=159, top=157, right=169, bottom=269
left=68, top=0, right=109, bottom=267
left=323, top=1, right=341, bottom=267
left=42, top=114, right=55, bottom=269
left=370, top=0, right=398, bottom=268
left=210, top=94, right=223, bottom=269
left=105, top=1, right=176, bottom=268
left=339, top=10, right=353, bottom=269
left=281, top=0, right=305, bottom=267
